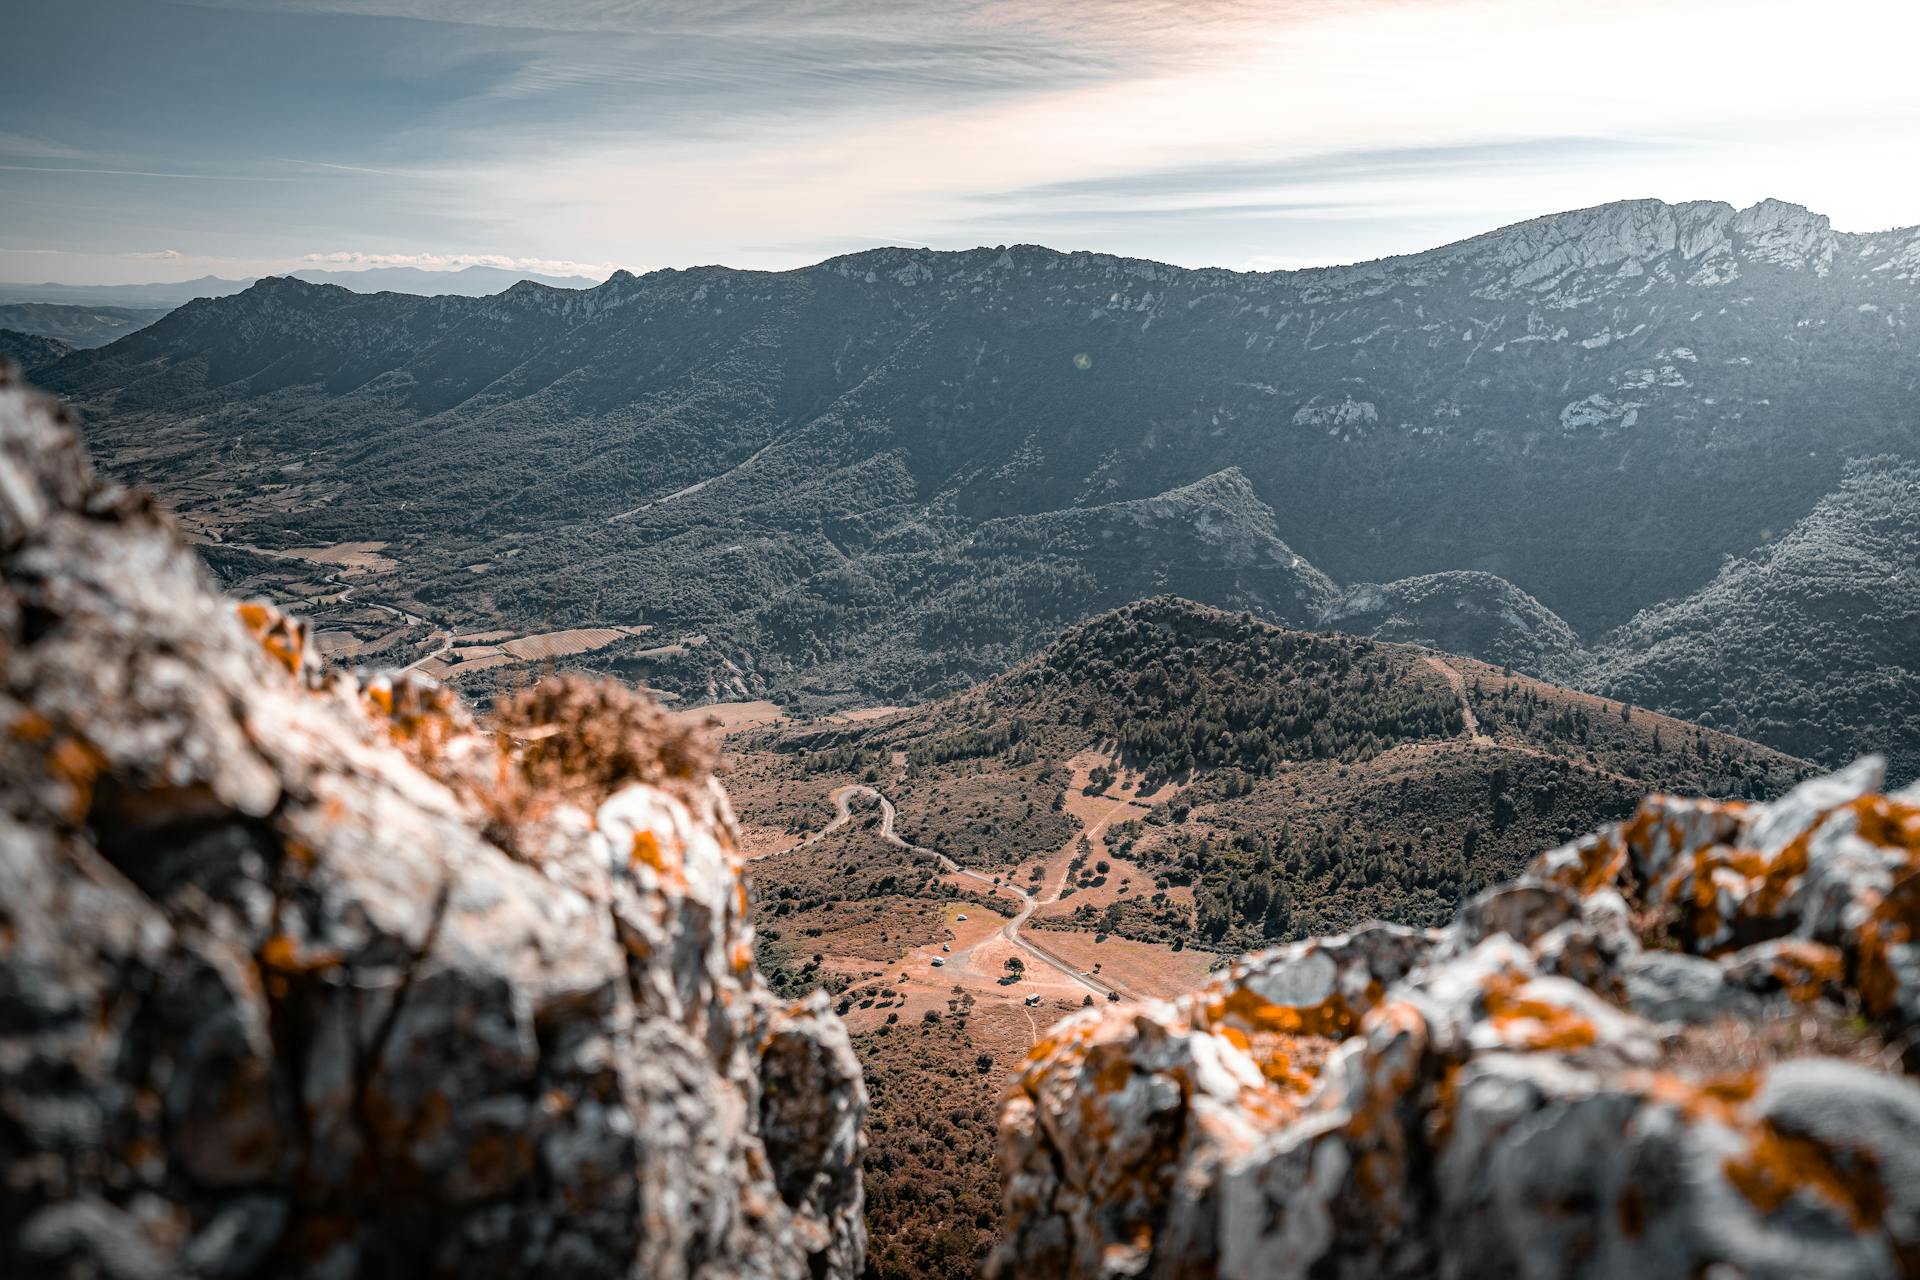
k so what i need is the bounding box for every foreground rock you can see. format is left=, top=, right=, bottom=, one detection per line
left=997, top=757, right=1920, bottom=1278
left=0, top=371, right=864, bottom=1279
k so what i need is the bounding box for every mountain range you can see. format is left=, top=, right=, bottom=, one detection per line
left=0, top=262, right=599, bottom=309
left=31, top=197, right=1920, bottom=780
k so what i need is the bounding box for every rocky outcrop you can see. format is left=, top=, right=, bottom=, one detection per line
left=1428, top=198, right=1839, bottom=297
left=0, top=372, right=864, bottom=1279
left=1318, top=570, right=1587, bottom=684
left=996, top=756, right=1920, bottom=1278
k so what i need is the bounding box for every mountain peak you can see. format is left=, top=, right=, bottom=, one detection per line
left=1442, top=196, right=1842, bottom=291
left=247, top=274, right=341, bottom=298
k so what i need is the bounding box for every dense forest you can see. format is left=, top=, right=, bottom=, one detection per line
left=1013, top=599, right=1462, bottom=779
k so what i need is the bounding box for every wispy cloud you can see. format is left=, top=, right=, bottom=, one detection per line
left=274, top=157, right=437, bottom=179
left=994, top=138, right=1684, bottom=207
left=0, top=131, right=93, bottom=161
left=0, top=163, right=292, bottom=182
left=301, top=249, right=619, bottom=276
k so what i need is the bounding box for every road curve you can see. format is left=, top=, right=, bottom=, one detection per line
left=797, top=784, right=1125, bottom=1000
left=401, top=631, right=453, bottom=673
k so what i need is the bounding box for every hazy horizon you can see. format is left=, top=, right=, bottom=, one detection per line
left=6, top=192, right=1912, bottom=293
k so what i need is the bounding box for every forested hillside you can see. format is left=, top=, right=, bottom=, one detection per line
left=735, top=598, right=1812, bottom=954
left=1589, top=455, right=1920, bottom=782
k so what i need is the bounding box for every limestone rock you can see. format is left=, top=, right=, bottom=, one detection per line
left=996, top=758, right=1920, bottom=1278
left=0, top=373, right=864, bottom=1279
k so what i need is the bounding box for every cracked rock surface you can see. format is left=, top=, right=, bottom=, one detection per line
left=0, top=373, right=865, bottom=1279
left=996, top=757, right=1920, bottom=1279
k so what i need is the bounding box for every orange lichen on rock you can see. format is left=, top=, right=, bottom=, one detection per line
left=1196, top=982, right=1376, bottom=1096
left=1724, top=1121, right=1889, bottom=1230
left=1481, top=970, right=1597, bottom=1051
left=9, top=708, right=52, bottom=743
left=44, top=732, right=105, bottom=821
left=1532, top=829, right=1627, bottom=896
left=629, top=828, right=670, bottom=873
left=1203, top=984, right=1368, bottom=1042
left=997, top=762, right=1920, bottom=1280
left=1526, top=760, right=1920, bottom=1027
left=359, top=670, right=465, bottom=758
left=235, top=599, right=313, bottom=682
left=1752, top=939, right=1847, bottom=1003
left=1622, top=1068, right=1760, bottom=1127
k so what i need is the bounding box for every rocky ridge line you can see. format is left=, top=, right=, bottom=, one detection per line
left=0, top=370, right=865, bottom=1279
left=995, top=756, right=1920, bottom=1278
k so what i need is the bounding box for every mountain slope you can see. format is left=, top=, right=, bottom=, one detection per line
left=42, top=197, right=1920, bottom=753
left=0, top=302, right=171, bottom=347
left=1319, top=570, right=1588, bottom=682
left=755, top=468, right=1342, bottom=698
left=1590, top=455, right=1920, bottom=780
left=0, top=328, right=74, bottom=373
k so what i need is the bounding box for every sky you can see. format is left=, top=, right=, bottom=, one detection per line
left=4, top=0, right=1920, bottom=285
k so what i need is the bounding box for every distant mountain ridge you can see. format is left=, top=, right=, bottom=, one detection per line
left=0, top=263, right=599, bottom=309
left=0, top=302, right=173, bottom=348
left=0, top=328, right=74, bottom=372
left=1318, top=571, right=1587, bottom=684
left=39, top=197, right=1920, bottom=776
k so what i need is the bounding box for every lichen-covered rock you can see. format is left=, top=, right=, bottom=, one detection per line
left=996, top=760, right=1920, bottom=1279
left=0, top=373, right=864, bottom=1279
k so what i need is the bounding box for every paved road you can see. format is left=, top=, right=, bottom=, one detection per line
left=802, top=784, right=1125, bottom=1000
left=401, top=630, right=453, bottom=673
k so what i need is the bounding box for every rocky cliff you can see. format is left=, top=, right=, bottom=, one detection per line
left=0, top=370, right=865, bottom=1279
left=997, top=757, right=1920, bottom=1278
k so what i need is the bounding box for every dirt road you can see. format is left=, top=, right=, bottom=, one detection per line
left=805, top=784, right=1126, bottom=1000
left=1423, top=653, right=1492, bottom=744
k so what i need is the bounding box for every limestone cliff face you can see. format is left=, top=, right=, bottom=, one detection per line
left=997, top=758, right=1920, bottom=1278
left=0, top=372, right=865, bottom=1279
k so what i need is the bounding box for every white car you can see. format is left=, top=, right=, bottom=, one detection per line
left=955, top=914, right=968, bottom=921
left=930, top=957, right=944, bottom=967
left=941, top=943, right=951, bottom=952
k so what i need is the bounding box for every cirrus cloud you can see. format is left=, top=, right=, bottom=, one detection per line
left=300, top=249, right=620, bottom=276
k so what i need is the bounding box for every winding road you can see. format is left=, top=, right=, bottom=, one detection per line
left=799, top=784, right=1126, bottom=1000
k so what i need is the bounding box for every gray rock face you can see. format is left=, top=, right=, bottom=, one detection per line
left=0, top=373, right=864, bottom=1278
left=996, top=758, right=1920, bottom=1279
left=1318, top=570, right=1587, bottom=683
